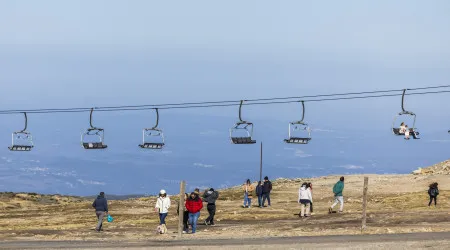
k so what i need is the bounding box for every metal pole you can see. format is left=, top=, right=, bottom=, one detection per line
left=178, top=180, right=186, bottom=237
left=259, top=142, right=263, bottom=183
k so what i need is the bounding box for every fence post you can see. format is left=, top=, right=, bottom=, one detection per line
left=361, top=176, right=369, bottom=232
left=178, top=180, right=186, bottom=237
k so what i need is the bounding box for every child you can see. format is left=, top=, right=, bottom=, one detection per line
left=404, top=125, right=410, bottom=140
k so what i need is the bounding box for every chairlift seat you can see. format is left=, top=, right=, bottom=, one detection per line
left=139, top=142, right=164, bottom=149
left=284, top=137, right=311, bottom=144
left=82, top=142, right=108, bottom=149
left=8, top=145, right=33, bottom=151
left=231, top=137, right=256, bottom=144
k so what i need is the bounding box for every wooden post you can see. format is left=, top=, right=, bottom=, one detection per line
left=361, top=176, right=369, bottom=232
left=178, top=180, right=186, bottom=237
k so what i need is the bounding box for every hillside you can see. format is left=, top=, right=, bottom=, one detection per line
left=412, top=159, right=450, bottom=175
left=1, top=169, right=450, bottom=241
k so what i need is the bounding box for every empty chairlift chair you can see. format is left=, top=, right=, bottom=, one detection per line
left=139, top=108, right=165, bottom=149
left=230, top=100, right=256, bottom=144
left=81, top=108, right=108, bottom=149
left=392, top=89, right=420, bottom=139
left=8, top=112, right=34, bottom=151
left=284, top=101, right=312, bottom=144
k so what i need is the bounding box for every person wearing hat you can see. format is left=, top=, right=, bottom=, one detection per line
left=202, top=188, right=219, bottom=226
left=155, top=189, right=171, bottom=232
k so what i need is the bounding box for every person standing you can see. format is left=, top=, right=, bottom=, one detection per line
left=242, top=179, right=255, bottom=208
left=298, top=182, right=312, bottom=217
left=155, top=189, right=171, bottom=233
left=329, top=176, right=345, bottom=213
left=262, top=176, right=272, bottom=207
left=428, top=182, right=439, bottom=207
left=256, top=181, right=263, bottom=208
left=202, top=188, right=219, bottom=225
left=92, top=191, right=108, bottom=232
left=185, top=192, right=203, bottom=234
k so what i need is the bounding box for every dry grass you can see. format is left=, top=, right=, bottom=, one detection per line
left=1, top=174, right=450, bottom=241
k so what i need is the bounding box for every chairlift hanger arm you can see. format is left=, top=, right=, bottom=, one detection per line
left=21, top=112, right=28, bottom=132
left=300, top=101, right=305, bottom=123
left=401, top=89, right=407, bottom=112
left=290, top=101, right=306, bottom=124
left=152, top=108, right=159, bottom=129
left=238, top=100, right=245, bottom=122
left=89, top=108, right=95, bottom=129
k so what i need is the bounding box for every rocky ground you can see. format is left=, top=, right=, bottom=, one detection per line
left=1, top=167, right=450, bottom=242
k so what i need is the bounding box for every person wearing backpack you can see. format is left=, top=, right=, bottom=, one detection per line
left=329, top=176, right=345, bottom=213
left=428, top=182, right=439, bottom=207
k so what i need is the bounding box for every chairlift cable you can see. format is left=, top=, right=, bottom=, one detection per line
left=0, top=86, right=449, bottom=114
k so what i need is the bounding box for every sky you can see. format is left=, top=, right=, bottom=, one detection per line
left=1, top=0, right=449, bottom=114
left=0, top=1, right=450, bottom=195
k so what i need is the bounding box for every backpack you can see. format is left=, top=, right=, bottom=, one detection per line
left=430, top=188, right=439, bottom=196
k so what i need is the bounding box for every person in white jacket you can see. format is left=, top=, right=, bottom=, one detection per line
left=155, top=189, right=171, bottom=230
left=298, top=183, right=312, bottom=217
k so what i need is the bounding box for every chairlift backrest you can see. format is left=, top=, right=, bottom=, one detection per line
left=81, top=108, right=107, bottom=149
left=139, top=109, right=165, bottom=149
left=229, top=101, right=256, bottom=144
left=285, top=101, right=311, bottom=144
left=9, top=113, right=34, bottom=151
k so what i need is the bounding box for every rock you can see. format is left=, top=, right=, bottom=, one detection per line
left=412, top=168, right=422, bottom=175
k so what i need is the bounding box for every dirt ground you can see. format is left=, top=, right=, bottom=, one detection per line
left=0, top=174, right=449, bottom=242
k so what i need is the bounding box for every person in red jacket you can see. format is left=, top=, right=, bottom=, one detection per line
left=185, top=192, right=203, bottom=234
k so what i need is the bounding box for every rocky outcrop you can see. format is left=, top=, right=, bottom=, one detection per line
left=412, top=160, right=450, bottom=175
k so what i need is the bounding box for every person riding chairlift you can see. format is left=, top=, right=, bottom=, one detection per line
left=400, top=122, right=418, bottom=140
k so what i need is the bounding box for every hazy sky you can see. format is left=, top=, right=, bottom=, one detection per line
left=1, top=0, right=449, bottom=126
left=1, top=1, right=450, bottom=195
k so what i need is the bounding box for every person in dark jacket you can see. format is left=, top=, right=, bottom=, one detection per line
left=92, top=191, right=108, bottom=232
left=185, top=192, right=203, bottom=234
left=262, top=176, right=272, bottom=207
left=428, top=182, right=439, bottom=207
left=202, top=188, right=219, bottom=226
left=256, top=181, right=263, bottom=208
